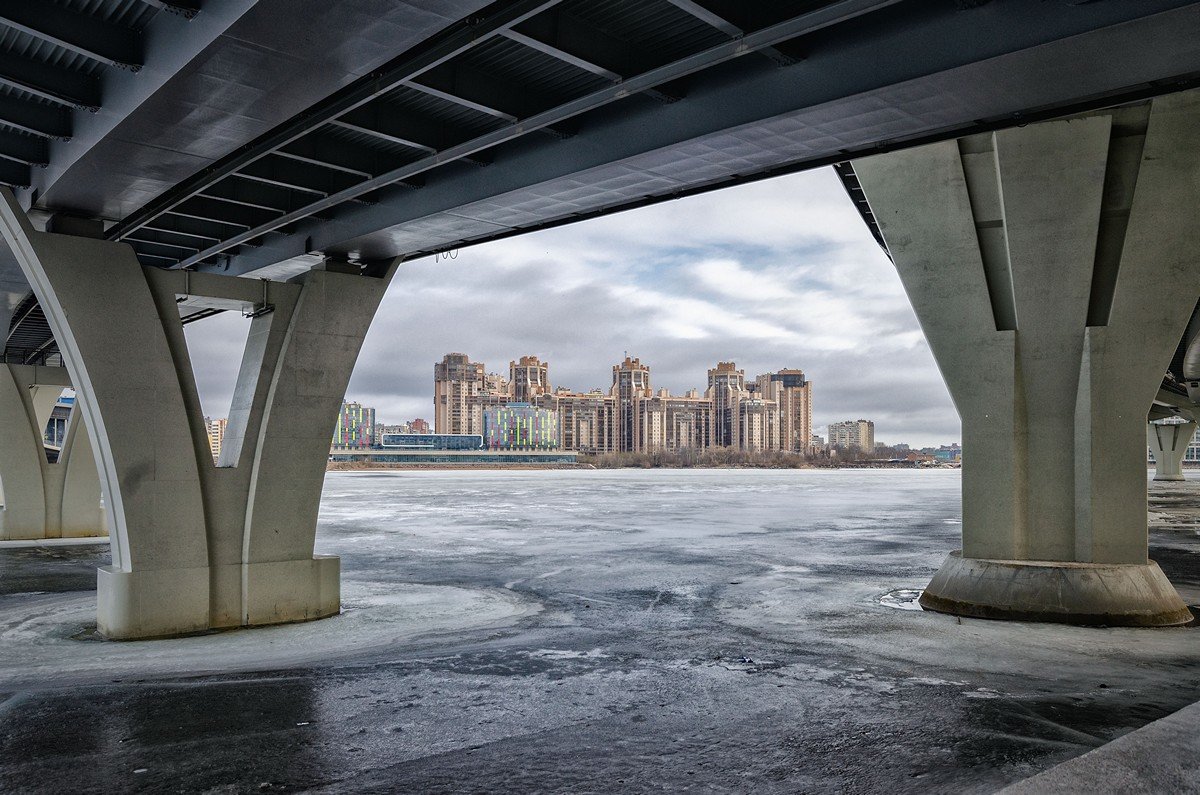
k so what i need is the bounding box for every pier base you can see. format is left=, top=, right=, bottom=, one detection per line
left=920, top=552, right=1193, bottom=627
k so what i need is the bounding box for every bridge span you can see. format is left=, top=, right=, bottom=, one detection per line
left=0, top=1, right=1199, bottom=637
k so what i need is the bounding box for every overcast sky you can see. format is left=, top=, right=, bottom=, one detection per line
left=184, top=166, right=961, bottom=448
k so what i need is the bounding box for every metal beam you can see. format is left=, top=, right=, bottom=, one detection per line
left=0, top=128, right=47, bottom=166
left=237, top=156, right=367, bottom=198
left=124, top=227, right=207, bottom=251
left=0, top=94, right=72, bottom=139
left=512, top=10, right=683, bottom=103
left=328, top=119, right=438, bottom=154
left=126, top=237, right=198, bottom=260
left=198, top=179, right=321, bottom=215
left=108, top=0, right=564, bottom=242
left=0, top=0, right=143, bottom=69
left=0, top=157, right=29, bottom=187
left=402, top=80, right=517, bottom=123
left=499, top=29, right=620, bottom=82
left=664, top=0, right=800, bottom=66
left=277, top=130, right=408, bottom=178
left=0, top=51, right=101, bottom=110
left=174, top=0, right=900, bottom=270
left=142, top=215, right=230, bottom=245
left=139, top=0, right=201, bottom=19
left=333, top=105, right=494, bottom=164
left=173, top=196, right=282, bottom=228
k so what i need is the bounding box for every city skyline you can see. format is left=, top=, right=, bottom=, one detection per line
left=433, top=352, right=813, bottom=455
left=182, top=169, right=960, bottom=447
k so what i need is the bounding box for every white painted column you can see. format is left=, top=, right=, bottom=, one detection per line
left=853, top=90, right=1200, bottom=626
left=0, top=190, right=395, bottom=638
left=1148, top=422, right=1195, bottom=482
left=0, top=364, right=104, bottom=540
left=0, top=366, right=50, bottom=539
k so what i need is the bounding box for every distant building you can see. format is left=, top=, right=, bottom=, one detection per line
left=546, top=388, right=618, bottom=454
left=828, top=419, right=875, bottom=452
left=510, top=355, right=549, bottom=403
left=377, top=423, right=410, bottom=437
left=334, top=401, right=375, bottom=448
left=410, top=417, right=431, bottom=434
left=380, top=432, right=482, bottom=450
left=757, top=369, right=812, bottom=453
left=44, top=392, right=75, bottom=463
left=933, top=444, right=961, bottom=462
left=432, top=351, right=814, bottom=456
left=483, top=403, right=560, bottom=450
left=707, top=361, right=746, bottom=448
left=434, top=353, right=485, bottom=435
left=612, top=356, right=652, bottom=452
left=205, top=416, right=228, bottom=463
left=738, top=398, right=780, bottom=452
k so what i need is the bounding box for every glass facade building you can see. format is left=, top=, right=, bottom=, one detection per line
left=380, top=433, right=483, bottom=450
left=483, top=403, right=560, bottom=450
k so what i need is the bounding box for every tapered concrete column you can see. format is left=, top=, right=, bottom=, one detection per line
left=853, top=90, right=1200, bottom=626
left=1148, top=421, right=1195, bottom=482
left=0, top=189, right=396, bottom=639
left=0, top=364, right=104, bottom=540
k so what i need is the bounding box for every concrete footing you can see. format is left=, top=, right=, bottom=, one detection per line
left=97, top=556, right=341, bottom=639
left=919, top=551, right=1194, bottom=627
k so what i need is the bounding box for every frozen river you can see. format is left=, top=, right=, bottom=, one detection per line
left=3, top=468, right=1200, bottom=793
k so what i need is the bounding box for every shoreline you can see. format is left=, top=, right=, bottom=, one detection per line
left=326, top=461, right=960, bottom=472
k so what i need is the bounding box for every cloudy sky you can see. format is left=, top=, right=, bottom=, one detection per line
left=185, top=166, right=960, bottom=448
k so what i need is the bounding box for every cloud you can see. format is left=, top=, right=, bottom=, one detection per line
left=186, top=166, right=960, bottom=447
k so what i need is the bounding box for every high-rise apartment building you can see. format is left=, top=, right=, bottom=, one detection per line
left=434, top=353, right=484, bottom=434
left=410, top=418, right=431, bottom=434
left=205, top=416, right=228, bottom=463
left=510, top=355, right=549, bottom=403
left=707, top=361, right=745, bottom=448
left=432, top=352, right=812, bottom=457
left=828, top=419, right=875, bottom=452
left=612, top=356, right=652, bottom=452
left=635, top=391, right=713, bottom=451
left=738, top=398, right=780, bottom=452
left=544, top=388, right=618, bottom=454
left=334, top=401, right=375, bottom=448
left=756, top=369, right=812, bottom=453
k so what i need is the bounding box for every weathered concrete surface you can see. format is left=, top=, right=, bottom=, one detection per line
left=853, top=91, right=1200, bottom=623
left=0, top=469, right=1199, bottom=793
left=919, top=552, right=1192, bottom=626
left=1002, top=699, right=1200, bottom=793
left=0, top=191, right=397, bottom=638
left=0, top=366, right=104, bottom=541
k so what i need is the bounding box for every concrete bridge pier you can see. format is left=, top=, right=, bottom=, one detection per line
left=0, top=364, right=105, bottom=540
left=853, top=90, right=1200, bottom=626
left=1148, top=421, right=1194, bottom=482
left=0, top=190, right=397, bottom=639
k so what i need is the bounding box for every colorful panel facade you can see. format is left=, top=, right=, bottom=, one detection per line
left=483, top=403, right=560, bottom=450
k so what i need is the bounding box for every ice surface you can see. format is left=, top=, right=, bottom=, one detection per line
left=1, top=469, right=1199, bottom=794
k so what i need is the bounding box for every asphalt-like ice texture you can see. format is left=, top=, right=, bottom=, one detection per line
left=2, top=469, right=1199, bottom=793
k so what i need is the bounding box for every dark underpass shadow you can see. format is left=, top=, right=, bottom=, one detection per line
left=0, top=674, right=333, bottom=792
left=0, top=544, right=107, bottom=595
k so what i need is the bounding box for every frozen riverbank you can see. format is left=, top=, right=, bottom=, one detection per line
left=1, top=469, right=1198, bottom=793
